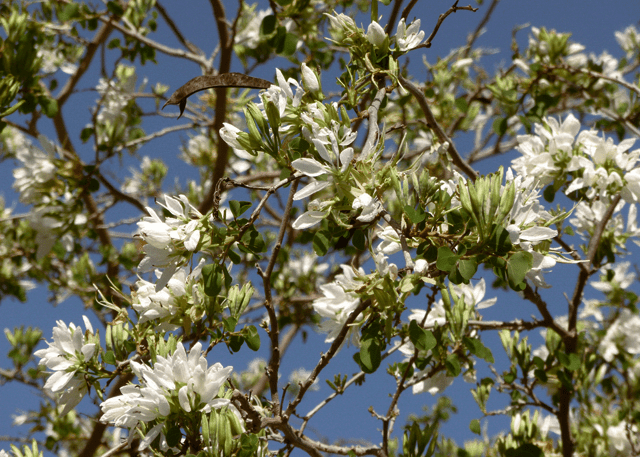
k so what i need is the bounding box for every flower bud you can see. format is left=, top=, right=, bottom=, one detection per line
left=366, top=21, right=387, bottom=49
left=301, top=63, right=320, bottom=93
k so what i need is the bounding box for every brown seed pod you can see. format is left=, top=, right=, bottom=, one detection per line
left=162, top=73, right=272, bottom=118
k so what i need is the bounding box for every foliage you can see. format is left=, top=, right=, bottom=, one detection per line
left=1, top=0, right=640, bottom=457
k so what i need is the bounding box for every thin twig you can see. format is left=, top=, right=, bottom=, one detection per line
left=398, top=74, right=479, bottom=181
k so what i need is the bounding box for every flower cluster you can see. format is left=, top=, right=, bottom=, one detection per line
left=34, top=317, right=97, bottom=416
left=132, top=259, right=205, bottom=329
left=100, top=342, right=235, bottom=450
left=312, top=264, right=364, bottom=346
left=513, top=114, right=640, bottom=202
left=137, top=194, right=205, bottom=290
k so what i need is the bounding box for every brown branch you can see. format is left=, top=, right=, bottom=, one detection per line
left=463, top=0, right=499, bottom=58
left=78, top=372, right=134, bottom=457
left=285, top=299, right=371, bottom=417
left=397, top=74, right=478, bottom=181
left=155, top=0, right=201, bottom=55
left=417, top=0, right=479, bottom=49
left=57, top=22, right=114, bottom=106
left=198, top=0, right=236, bottom=214
left=384, top=0, right=404, bottom=35
left=556, top=194, right=621, bottom=457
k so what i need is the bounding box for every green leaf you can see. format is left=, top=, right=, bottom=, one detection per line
left=222, top=316, right=237, bottom=332
left=203, top=264, right=225, bottom=298
left=281, top=33, right=298, bottom=56
left=39, top=97, right=58, bottom=118
left=260, top=15, right=277, bottom=36
left=227, top=249, right=241, bottom=264
left=80, top=127, right=93, bottom=143
left=238, top=434, right=259, bottom=457
left=409, top=320, right=437, bottom=352
left=313, top=231, right=330, bottom=256
left=463, top=337, right=494, bottom=363
left=240, top=228, right=266, bottom=253
left=244, top=325, right=260, bottom=351
left=102, top=351, right=116, bottom=365
left=507, top=251, right=533, bottom=289
left=358, top=337, right=382, bottom=373
left=558, top=352, right=581, bottom=371
left=166, top=425, right=182, bottom=448
left=504, top=443, right=544, bottom=457
left=492, top=117, right=508, bottom=136
left=445, top=354, right=461, bottom=377
left=352, top=229, right=366, bottom=251
left=457, top=258, right=478, bottom=282
left=229, top=334, right=244, bottom=352
left=0, top=99, right=25, bottom=118
left=469, top=419, right=481, bottom=435
left=229, top=201, right=252, bottom=218
left=58, top=2, right=80, bottom=21
left=404, top=205, right=426, bottom=224
left=488, top=226, right=513, bottom=256
left=436, top=246, right=459, bottom=273
left=106, top=1, right=125, bottom=16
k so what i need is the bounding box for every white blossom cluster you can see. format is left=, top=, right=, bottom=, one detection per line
left=34, top=317, right=97, bottom=416
left=137, top=194, right=205, bottom=290
left=100, top=342, right=235, bottom=451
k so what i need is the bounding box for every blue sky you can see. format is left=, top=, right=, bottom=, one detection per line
left=1, top=0, right=639, bottom=454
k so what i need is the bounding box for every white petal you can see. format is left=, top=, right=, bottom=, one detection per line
left=293, top=180, right=331, bottom=200
left=292, top=211, right=327, bottom=229
left=519, top=226, right=557, bottom=242
left=178, top=385, right=191, bottom=412
left=292, top=158, right=327, bottom=177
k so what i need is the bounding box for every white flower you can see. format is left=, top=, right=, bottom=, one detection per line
left=615, top=25, right=639, bottom=56
left=395, top=18, right=425, bottom=51
left=352, top=192, right=382, bottom=222
left=313, top=265, right=364, bottom=345
left=598, top=308, right=640, bottom=362
left=100, top=342, right=234, bottom=447
left=414, top=258, right=428, bottom=275
left=288, top=368, right=319, bottom=391
left=604, top=421, right=638, bottom=454
left=591, top=262, right=635, bottom=293
left=34, top=316, right=96, bottom=415
left=366, top=21, right=387, bottom=48
left=411, top=370, right=454, bottom=395
left=12, top=133, right=58, bottom=204
left=133, top=259, right=205, bottom=326
left=234, top=8, right=271, bottom=48
left=300, top=63, right=320, bottom=93
left=137, top=195, right=203, bottom=290
left=220, top=123, right=245, bottom=150
left=376, top=225, right=402, bottom=255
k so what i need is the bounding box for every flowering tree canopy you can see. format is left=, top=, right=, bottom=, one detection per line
left=1, top=1, right=640, bottom=457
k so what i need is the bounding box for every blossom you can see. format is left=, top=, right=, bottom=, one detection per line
left=100, top=342, right=234, bottom=449
left=300, top=63, right=320, bottom=93
left=600, top=421, right=639, bottom=454
left=234, top=8, right=271, bottom=48
left=591, top=262, right=635, bottom=293
left=366, top=21, right=386, bottom=48
left=352, top=192, right=382, bottom=222
left=288, top=368, right=319, bottom=392
left=137, top=194, right=204, bottom=290
left=312, top=265, right=363, bottom=345
left=12, top=133, right=58, bottom=204
left=412, top=370, right=454, bottom=395
left=598, top=308, right=640, bottom=362
left=615, top=25, right=639, bottom=56
left=34, top=317, right=97, bottom=415
left=133, top=259, right=205, bottom=327
left=395, top=18, right=425, bottom=51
